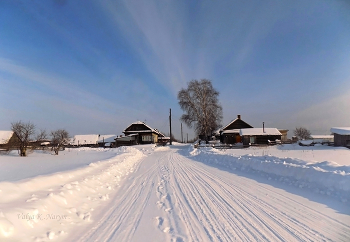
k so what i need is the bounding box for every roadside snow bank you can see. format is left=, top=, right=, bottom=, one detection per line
left=189, top=147, right=350, bottom=203
left=0, top=146, right=144, bottom=241
left=0, top=147, right=123, bottom=182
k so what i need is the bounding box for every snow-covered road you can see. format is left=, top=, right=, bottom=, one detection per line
left=72, top=145, right=350, bottom=242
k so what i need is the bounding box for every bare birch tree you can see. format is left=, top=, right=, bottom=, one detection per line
left=178, top=79, right=223, bottom=143
left=294, top=127, right=311, bottom=140
left=11, top=121, right=35, bottom=156
left=51, top=129, right=70, bottom=155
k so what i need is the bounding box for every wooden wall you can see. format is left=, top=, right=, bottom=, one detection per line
left=334, top=134, right=350, bottom=147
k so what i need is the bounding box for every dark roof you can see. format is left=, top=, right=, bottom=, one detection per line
left=123, top=121, right=162, bottom=136
left=222, top=118, right=253, bottom=131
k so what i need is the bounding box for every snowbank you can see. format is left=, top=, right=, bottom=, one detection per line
left=0, top=148, right=120, bottom=182
left=0, top=146, right=144, bottom=241
left=188, top=146, right=350, bottom=203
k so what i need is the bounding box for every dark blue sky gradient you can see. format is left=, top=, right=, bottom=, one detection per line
left=1, top=0, right=349, bottom=138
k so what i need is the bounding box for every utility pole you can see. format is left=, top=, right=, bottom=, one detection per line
left=181, top=123, right=183, bottom=143
left=169, top=108, right=172, bottom=145
left=187, top=133, right=188, bottom=143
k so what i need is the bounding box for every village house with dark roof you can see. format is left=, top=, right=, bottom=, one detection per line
left=216, top=115, right=253, bottom=144
left=121, top=121, right=166, bottom=145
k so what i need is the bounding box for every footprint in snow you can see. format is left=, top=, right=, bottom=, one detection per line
left=156, top=201, right=164, bottom=208
left=155, top=216, right=164, bottom=227
left=163, top=227, right=172, bottom=233
left=161, top=194, right=169, bottom=202
left=171, top=236, right=185, bottom=242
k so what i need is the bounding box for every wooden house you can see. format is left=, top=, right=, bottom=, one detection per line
left=218, top=115, right=253, bottom=144
left=330, top=127, right=350, bottom=148
left=240, top=128, right=282, bottom=146
left=0, top=131, right=17, bottom=150
left=123, top=121, right=163, bottom=144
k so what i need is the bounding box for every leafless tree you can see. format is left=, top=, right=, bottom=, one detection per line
left=32, top=129, right=49, bottom=150
left=178, top=79, right=223, bottom=143
left=36, top=129, right=48, bottom=141
left=11, top=121, right=36, bottom=156
left=51, top=129, right=70, bottom=155
left=294, top=127, right=311, bottom=140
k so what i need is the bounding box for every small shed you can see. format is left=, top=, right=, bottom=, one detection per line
left=240, top=128, right=282, bottom=146
left=115, top=134, right=138, bottom=146
left=330, top=127, right=350, bottom=148
left=157, top=136, right=170, bottom=145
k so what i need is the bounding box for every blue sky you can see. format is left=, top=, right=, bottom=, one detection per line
left=1, top=0, right=349, bottom=139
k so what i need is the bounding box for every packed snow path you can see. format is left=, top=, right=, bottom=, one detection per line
left=73, top=146, right=350, bottom=242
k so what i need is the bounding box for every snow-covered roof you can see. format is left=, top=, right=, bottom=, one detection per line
left=0, top=131, right=14, bottom=144
left=240, top=128, right=282, bottom=136
left=97, top=135, right=118, bottom=143
left=71, top=134, right=99, bottom=145
left=154, top=129, right=165, bottom=137
left=221, top=118, right=239, bottom=130
left=221, top=117, right=253, bottom=131
left=115, top=135, right=136, bottom=141
left=330, top=127, right=350, bottom=135
left=311, top=135, right=333, bottom=139
left=222, top=129, right=240, bottom=134
left=214, top=128, right=221, bottom=135
left=124, top=121, right=162, bottom=136
left=124, top=121, right=154, bottom=132
left=158, top=137, right=170, bottom=140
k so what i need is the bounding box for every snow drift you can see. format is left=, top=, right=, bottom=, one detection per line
left=188, top=146, right=350, bottom=203
left=0, top=146, right=144, bottom=241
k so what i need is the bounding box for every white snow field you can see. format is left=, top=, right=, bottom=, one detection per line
left=0, top=144, right=349, bottom=241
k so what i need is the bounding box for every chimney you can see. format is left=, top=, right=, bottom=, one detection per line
left=263, top=122, right=265, bottom=133
left=237, top=114, right=241, bottom=119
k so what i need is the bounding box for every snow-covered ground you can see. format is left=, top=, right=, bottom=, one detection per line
left=0, top=144, right=349, bottom=241
left=0, top=148, right=125, bottom=182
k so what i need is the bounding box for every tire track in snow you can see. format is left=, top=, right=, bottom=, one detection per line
left=76, top=160, right=158, bottom=242
left=192, top=162, right=350, bottom=241
left=168, top=152, right=265, bottom=241
left=167, top=148, right=350, bottom=242
left=76, top=146, right=350, bottom=242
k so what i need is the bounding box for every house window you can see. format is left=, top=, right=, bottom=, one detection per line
left=142, top=135, right=153, bottom=142
left=250, top=136, right=255, bottom=144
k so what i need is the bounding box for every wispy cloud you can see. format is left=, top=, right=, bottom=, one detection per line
left=0, top=57, right=155, bottom=133
left=100, top=0, right=191, bottom=94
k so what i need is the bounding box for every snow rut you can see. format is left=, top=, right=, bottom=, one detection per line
left=167, top=149, right=350, bottom=242
left=77, top=146, right=350, bottom=242
left=76, top=162, right=159, bottom=242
